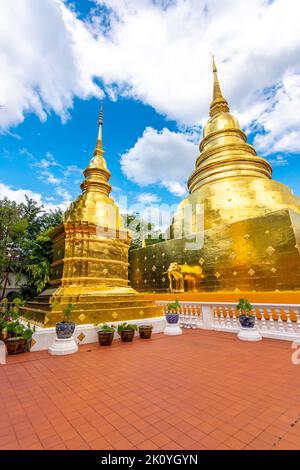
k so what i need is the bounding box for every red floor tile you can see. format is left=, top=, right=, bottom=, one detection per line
left=1, top=330, right=300, bottom=450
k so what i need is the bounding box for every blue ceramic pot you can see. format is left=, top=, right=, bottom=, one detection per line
left=239, top=315, right=255, bottom=328
left=165, top=313, right=179, bottom=324
left=56, top=322, right=76, bottom=339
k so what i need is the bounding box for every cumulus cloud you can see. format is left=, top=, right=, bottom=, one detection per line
left=0, top=182, right=69, bottom=211
left=1, top=0, right=300, bottom=198
left=0, top=1, right=299, bottom=133
left=137, top=192, right=161, bottom=204
left=120, top=127, right=197, bottom=195
left=162, top=181, right=187, bottom=197
left=0, top=0, right=100, bottom=130
left=0, top=182, right=43, bottom=205
left=254, top=71, right=300, bottom=153
left=82, top=0, right=300, bottom=129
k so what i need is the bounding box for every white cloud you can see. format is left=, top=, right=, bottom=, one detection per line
left=41, top=172, right=62, bottom=185
left=66, top=164, right=83, bottom=173
left=55, top=187, right=72, bottom=204
left=120, top=127, right=197, bottom=195
left=137, top=192, right=161, bottom=204
left=254, top=71, right=300, bottom=153
left=267, top=155, right=289, bottom=167
left=0, top=0, right=100, bottom=130
left=1, top=0, right=300, bottom=166
left=84, top=0, right=300, bottom=130
left=162, top=181, right=187, bottom=197
left=0, top=182, right=68, bottom=211
left=0, top=182, right=43, bottom=205
left=34, top=152, right=61, bottom=169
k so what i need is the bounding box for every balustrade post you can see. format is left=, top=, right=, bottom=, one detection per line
left=232, top=307, right=239, bottom=329
left=285, top=308, right=294, bottom=334
left=276, top=308, right=285, bottom=332
left=267, top=307, right=275, bottom=331
left=259, top=307, right=267, bottom=330
left=201, top=304, right=214, bottom=330
left=295, top=309, right=300, bottom=335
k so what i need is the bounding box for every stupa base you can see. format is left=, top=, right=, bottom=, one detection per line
left=21, top=288, right=163, bottom=327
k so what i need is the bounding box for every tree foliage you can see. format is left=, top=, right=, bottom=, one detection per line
left=0, top=196, right=63, bottom=300
left=124, top=212, right=164, bottom=250
left=0, top=199, right=164, bottom=300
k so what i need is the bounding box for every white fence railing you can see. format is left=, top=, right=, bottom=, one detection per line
left=156, top=301, right=300, bottom=341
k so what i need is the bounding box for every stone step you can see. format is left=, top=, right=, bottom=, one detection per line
left=27, top=298, right=158, bottom=310
left=20, top=302, right=163, bottom=326
left=24, top=302, right=52, bottom=311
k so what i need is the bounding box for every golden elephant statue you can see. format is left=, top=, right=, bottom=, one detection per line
left=165, top=262, right=204, bottom=292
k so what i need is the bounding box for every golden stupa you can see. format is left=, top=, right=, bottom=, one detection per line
left=22, top=105, right=162, bottom=325
left=130, top=58, right=300, bottom=293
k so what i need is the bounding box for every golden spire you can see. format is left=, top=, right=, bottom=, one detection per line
left=187, top=58, right=272, bottom=193
left=97, top=101, right=103, bottom=148
left=210, top=55, right=229, bottom=116
left=80, top=100, right=111, bottom=196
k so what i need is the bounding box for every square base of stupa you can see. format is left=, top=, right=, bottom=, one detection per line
left=130, top=209, right=300, bottom=293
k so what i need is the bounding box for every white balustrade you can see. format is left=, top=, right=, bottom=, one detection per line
left=285, top=309, right=294, bottom=333
left=156, top=300, right=300, bottom=342
left=295, top=309, right=300, bottom=332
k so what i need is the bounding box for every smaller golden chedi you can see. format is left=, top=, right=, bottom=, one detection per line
left=22, top=104, right=162, bottom=325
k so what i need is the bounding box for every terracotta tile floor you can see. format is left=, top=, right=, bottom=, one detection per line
left=1, top=329, right=300, bottom=450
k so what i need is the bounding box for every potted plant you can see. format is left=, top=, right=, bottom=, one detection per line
left=165, top=299, right=180, bottom=324
left=117, top=322, right=137, bottom=342
left=97, top=323, right=116, bottom=346
left=5, top=323, right=34, bottom=355
left=138, top=324, right=153, bottom=339
left=0, top=317, right=34, bottom=355
left=237, top=298, right=255, bottom=328
left=56, top=304, right=76, bottom=339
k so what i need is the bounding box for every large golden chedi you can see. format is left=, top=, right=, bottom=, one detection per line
left=22, top=106, right=162, bottom=325
left=130, top=59, right=300, bottom=293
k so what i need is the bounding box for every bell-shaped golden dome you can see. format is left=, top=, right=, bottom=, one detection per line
left=188, top=57, right=272, bottom=192
left=203, top=112, right=240, bottom=138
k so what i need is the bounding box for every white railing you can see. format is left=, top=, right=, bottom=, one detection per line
left=156, top=301, right=300, bottom=342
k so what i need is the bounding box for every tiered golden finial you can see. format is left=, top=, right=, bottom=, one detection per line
left=97, top=101, right=104, bottom=149
left=210, top=55, right=229, bottom=116
left=187, top=56, right=272, bottom=192
left=80, top=101, right=111, bottom=196
left=64, top=100, right=122, bottom=228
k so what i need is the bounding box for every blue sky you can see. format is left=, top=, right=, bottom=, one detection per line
left=1, top=0, right=300, bottom=217
left=1, top=94, right=180, bottom=210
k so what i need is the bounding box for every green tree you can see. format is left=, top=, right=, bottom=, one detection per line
left=20, top=200, right=63, bottom=298
left=22, top=230, right=54, bottom=297
left=124, top=212, right=164, bottom=250
left=0, top=196, right=63, bottom=300
left=0, top=199, right=27, bottom=300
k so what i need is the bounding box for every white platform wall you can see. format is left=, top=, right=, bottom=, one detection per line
left=30, top=316, right=167, bottom=352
